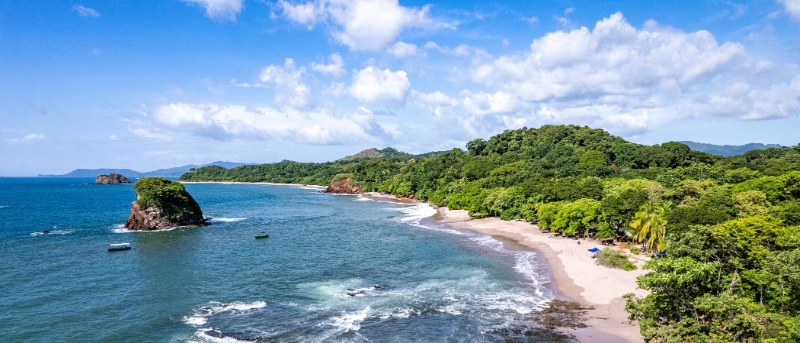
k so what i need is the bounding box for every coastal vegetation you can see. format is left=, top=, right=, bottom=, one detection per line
left=596, top=248, right=637, bottom=271
left=125, top=177, right=207, bottom=230
left=181, top=124, right=800, bottom=341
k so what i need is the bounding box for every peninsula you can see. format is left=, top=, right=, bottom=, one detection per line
left=179, top=125, right=800, bottom=342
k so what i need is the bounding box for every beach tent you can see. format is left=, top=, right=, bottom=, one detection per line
left=588, top=247, right=600, bottom=258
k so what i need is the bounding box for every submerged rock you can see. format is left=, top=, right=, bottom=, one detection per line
left=96, top=173, right=132, bottom=184
left=323, top=175, right=362, bottom=194
left=124, top=177, right=208, bottom=231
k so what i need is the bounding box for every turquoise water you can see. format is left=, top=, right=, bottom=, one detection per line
left=0, top=178, right=561, bottom=342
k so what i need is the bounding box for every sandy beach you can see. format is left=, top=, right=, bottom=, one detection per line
left=435, top=207, right=649, bottom=343
left=184, top=183, right=647, bottom=342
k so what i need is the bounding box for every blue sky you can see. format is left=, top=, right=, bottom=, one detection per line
left=2, top=0, right=800, bottom=175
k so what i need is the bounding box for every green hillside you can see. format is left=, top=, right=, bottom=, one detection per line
left=181, top=125, right=800, bottom=342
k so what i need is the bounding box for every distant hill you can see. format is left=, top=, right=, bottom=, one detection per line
left=40, top=161, right=256, bottom=178
left=680, top=141, right=783, bottom=157
left=338, top=147, right=414, bottom=161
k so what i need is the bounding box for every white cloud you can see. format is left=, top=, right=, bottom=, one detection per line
left=110, top=135, right=119, bottom=140
left=778, top=0, right=800, bottom=20
left=5, top=133, right=44, bottom=145
left=387, top=41, right=419, bottom=57
left=131, top=128, right=173, bottom=141
left=453, top=12, right=800, bottom=136
left=276, top=0, right=451, bottom=51
left=311, top=53, right=345, bottom=76
left=348, top=66, right=411, bottom=103
left=73, top=5, right=100, bottom=18
left=462, top=90, right=519, bottom=115
left=259, top=58, right=311, bottom=108
left=149, top=103, right=394, bottom=144
left=409, top=90, right=458, bottom=117
left=323, top=82, right=347, bottom=97
left=183, top=0, right=243, bottom=21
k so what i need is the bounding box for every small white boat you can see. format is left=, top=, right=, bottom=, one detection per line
left=108, top=243, right=131, bottom=251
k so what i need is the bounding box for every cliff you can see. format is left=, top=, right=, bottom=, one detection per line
left=96, top=173, right=132, bottom=184
left=124, top=177, right=208, bottom=230
left=323, top=176, right=362, bottom=194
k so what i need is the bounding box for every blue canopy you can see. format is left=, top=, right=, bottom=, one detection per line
left=587, top=247, right=600, bottom=253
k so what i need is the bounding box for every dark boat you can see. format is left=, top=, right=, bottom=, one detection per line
left=108, top=243, right=131, bottom=251
left=255, top=234, right=269, bottom=239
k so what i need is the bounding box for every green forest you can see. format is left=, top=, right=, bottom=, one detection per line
left=180, top=125, right=800, bottom=342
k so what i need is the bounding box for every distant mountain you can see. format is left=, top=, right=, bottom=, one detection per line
left=338, top=147, right=414, bottom=161
left=680, top=141, right=783, bottom=157
left=40, top=161, right=256, bottom=178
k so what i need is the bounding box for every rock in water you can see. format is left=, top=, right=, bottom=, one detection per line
left=96, top=173, right=132, bottom=184
left=124, top=177, right=208, bottom=231
left=323, top=175, right=361, bottom=194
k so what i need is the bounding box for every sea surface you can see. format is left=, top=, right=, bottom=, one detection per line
left=0, top=178, right=562, bottom=342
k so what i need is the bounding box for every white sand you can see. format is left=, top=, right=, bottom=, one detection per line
left=437, top=207, right=649, bottom=343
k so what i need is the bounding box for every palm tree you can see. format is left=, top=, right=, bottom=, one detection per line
left=629, top=201, right=671, bottom=252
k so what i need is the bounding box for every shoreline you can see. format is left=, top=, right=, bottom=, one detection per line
left=180, top=183, right=646, bottom=342
left=180, top=181, right=327, bottom=189
left=435, top=207, right=648, bottom=343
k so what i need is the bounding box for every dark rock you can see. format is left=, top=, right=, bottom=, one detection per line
left=95, top=173, right=132, bottom=184
left=124, top=177, right=208, bottom=231
left=323, top=176, right=361, bottom=194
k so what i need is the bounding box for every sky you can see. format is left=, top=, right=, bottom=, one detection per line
left=1, top=0, right=800, bottom=175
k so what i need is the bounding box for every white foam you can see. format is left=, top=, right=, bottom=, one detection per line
left=354, top=196, right=373, bottom=202
left=183, top=301, right=267, bottom=327
left=325, top=307, right=370, bottom=332
left=396, top=203, right=437, bottom=223
left=0, top=205, right=8, bottom=209
left=31, top=230, right=73, bottom=236
left=208, top=217, right=247, bottom=223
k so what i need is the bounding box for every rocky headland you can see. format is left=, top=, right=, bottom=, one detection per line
left=323, top=175, right=362, bottom=194
left=96, top=173, right=132, bottom=184
left=124, top=177, right=208, bottom=231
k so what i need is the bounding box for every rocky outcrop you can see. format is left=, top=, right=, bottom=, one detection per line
left=323, top=176, right=362, bottom=194
left=125, top=202, right=208, bottom=230
left=124, top=177, right=208, bottom=231
left=96, top=173, right=132, bottom=184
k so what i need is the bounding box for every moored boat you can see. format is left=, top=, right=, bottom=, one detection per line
left=108, top=243, right=131, bottom=251
left=255, top=234, right=269, bottom=239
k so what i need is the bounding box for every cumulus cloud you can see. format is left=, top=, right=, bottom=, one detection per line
left=73, top=5, right=100, bottom=17
left=183, top=0, right=243, bottom=21
left=5, top=133, right=44, bottom=145
left=387, top=41, right=419, bottom=57
left=409, top=90, right=458, bottom=117
left=130, top=128, right=173, bottom=141
left=259, top=58, right=311, bottom=108
left=778, top=0, right=800, bottom=20
left=276, top=0, right=451, bottom=51
left=311, top=53, right=345, bottom=76
left=348, top=66, right=411, bottom=103
left=148, top=103, right=394, bottom=144
left=449, top=12, right=800, bottom=137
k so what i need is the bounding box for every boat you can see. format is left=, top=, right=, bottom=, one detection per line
left=255, top=234, right=269, bottom=239
left=108, top=243, right=131, bottom=251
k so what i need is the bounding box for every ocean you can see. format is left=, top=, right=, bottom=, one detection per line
left=0, top=178, right=563, bottom=342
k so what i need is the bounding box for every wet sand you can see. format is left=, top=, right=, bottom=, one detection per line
left=436, top=207, right=648, bottom=343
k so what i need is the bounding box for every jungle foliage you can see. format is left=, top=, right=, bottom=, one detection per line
left=134, top=177, right=204, bottom=221
left=181, top=125, right=800, bottom=342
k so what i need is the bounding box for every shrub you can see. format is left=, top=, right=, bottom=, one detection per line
left=596, top=248, right=636, bottom=271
